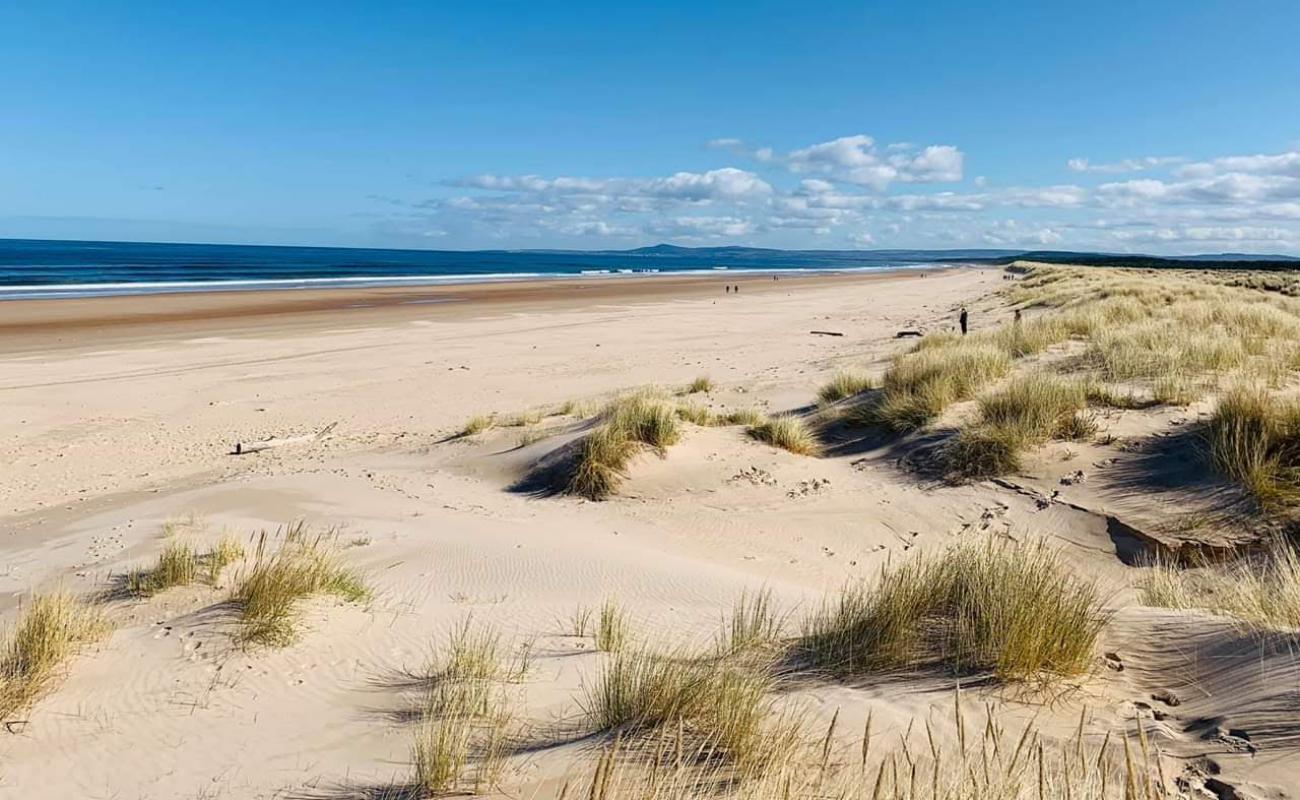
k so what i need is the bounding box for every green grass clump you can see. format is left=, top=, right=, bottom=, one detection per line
left=0, top=592, right=107, bottom=719
left=208, top=534, right=245, bottom=583
left=1207, top=385, right=1300, bottom=510
left=817, top=370, right=875, bottom=404
left=230, top=524, right=369, bottom=647
left=717, top=589, right=784, bottom=655
left=596, top=599, right=629, bottom=652
left=799, top=537, right=1107, bottom=682
left=747, top=415, right=821, bottom=456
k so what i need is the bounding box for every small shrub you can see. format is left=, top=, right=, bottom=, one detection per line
left=748, top=415, right=821, bottom=456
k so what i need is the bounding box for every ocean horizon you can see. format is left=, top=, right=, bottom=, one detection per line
left=0, top=238, right=991, bottom=300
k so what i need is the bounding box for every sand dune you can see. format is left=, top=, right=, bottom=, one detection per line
left=1, top=268, right=1295, bottom=799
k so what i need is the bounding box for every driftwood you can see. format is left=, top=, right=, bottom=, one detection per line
left=895, top=330, right=923, bottom=338
left=809, top=330, right=844, bottom=337
left=232, top=422, right=338, bottom=455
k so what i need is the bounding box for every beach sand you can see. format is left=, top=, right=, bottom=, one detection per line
left=0, top=267, right=1291, bottom=799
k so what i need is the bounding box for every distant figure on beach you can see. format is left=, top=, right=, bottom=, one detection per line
left=734, top=285, right=739, bottom=294
left=959, top=307, right=968, bottom=335
left=725, top=285, right=730, bottom=294
left=1014, top=308, right=1022, bottom=326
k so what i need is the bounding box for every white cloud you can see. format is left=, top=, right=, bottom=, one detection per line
left=745, top=134, right=965, bottom=189
left=1067, top=156, right=1183, bottom=174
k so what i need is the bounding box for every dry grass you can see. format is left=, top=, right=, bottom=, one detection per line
left=230, top=523, right=368, bottom=647
left=683, top=376, right=714, bottom=395
left=747, top=415, right=821, bottom=456
left=1140, top=538, right=1300, bottom=631
left=127, top=540, right=200, bottom=596
left=575, top=696, right=1172, bottom=800
left=857, top=341, right=1012, bottom=431
left=817, top=370, right=875, bottom=404
left=799, top=537, right=1107, bottom=682
left=567, top=424, right=642, bottom=500
left=461, top=414, right=496, bottom=436
left=0, top=592, right=107, bottom=719
left=415, top=620, right=519, bottom=795
left=1206, top=384, right=1300, bottom=510
left=676, top=402, right=720, bottom=427
left=603, top=393, right=682, bottom=451
left=947, top=373, right=1096, bottom=479
left=717, top=589, right=784, bottom=655
left=581, top=648, right=793, bottom=769
left=724, top=408, right=767, bottom=427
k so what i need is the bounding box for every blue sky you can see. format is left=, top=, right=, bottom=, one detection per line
left=3, top=1, right=1300, bottom=253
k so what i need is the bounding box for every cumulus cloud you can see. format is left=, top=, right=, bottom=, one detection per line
left=388, top=142, right=1300, bottom=252
left=778, top=135, right=964, bottom=189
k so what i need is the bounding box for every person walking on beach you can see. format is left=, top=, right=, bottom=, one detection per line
left=1013, top=308, right=1022, bottom=326
left=959, top=307, right=968, bottom=335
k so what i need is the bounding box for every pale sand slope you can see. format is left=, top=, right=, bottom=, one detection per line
left=0, top=269, right=1293, bottom=799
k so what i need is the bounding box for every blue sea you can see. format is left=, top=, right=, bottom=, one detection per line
left=0, top=238, right=1003, bottom=300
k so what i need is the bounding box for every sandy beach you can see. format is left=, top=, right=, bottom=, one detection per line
left=1, top=266, right=1294, bottom=799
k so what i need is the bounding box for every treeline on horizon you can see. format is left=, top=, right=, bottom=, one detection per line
left=991, top=250, right=1300, bottom=271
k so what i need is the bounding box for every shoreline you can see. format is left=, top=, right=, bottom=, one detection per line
left=0, top=265, right=960, bottom=353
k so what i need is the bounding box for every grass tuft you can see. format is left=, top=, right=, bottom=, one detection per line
left=684, top=376, right=714, bottom=395
left=461, top=414, right=496, bottom=436
left=1206, top=385, right=1300, bottom=510
left=127, top=540, right=200, bottom=596
left=596, top=599, right=629, bottom=652
left=947, top=373, right=1093, bottom=479
left=747, top=415, right=821, bottom=456
left=799, top=537, right=1107, bottom=682
left=230, top=523, right=369, bottom=647
left=0, top=592, right=107, bottom=719
left=817, top=370, right=875, bottom=404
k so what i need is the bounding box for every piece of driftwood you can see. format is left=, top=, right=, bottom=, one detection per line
left=895, top=330, right=923, bottom=338
left=809, top=330, right=844, bottom=337
left=232, top=422, right=338, bottom=455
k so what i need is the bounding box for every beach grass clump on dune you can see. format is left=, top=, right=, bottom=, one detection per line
left=1140, top=538, right=1300, bottom=632
left=1206, top=384, right=1300, bottom=510
left=0, top=592, right=107, bottom=719
left=127, top=539, right=200, bottom=596
left=799, top=538, right=1106, bottom=682
left=230, top=523, right=368, bottom=647
left=947, top=373, right=1095, bottom=479
left=724, top=408, right=767, bottom=427
left=566, top=424, right=641, bottom=500
left=859, top=340, right=1012, bottom=432
left=747, top=415, right=821, bottom=456
left=416, top=620, right=518, bottom=795
left=581, top=648, right=788, bottom=768
left=565, top=393, right=684, bottom=500
left=675, top=402, right=720, bottom=427
left=717, top=588, right=784, bottom=655
left=816, top=370, right=875, bottom=404
left=683, top=375, right=714, bottom=395
left=596, top=599, right=629, bottom=652
left=461, top=414, right=496, bottom=437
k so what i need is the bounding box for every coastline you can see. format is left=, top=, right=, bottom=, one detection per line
left=0, top=265, right=960, bottom=353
